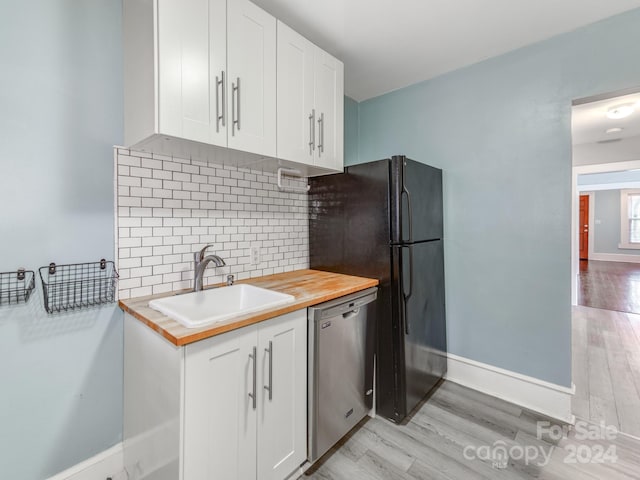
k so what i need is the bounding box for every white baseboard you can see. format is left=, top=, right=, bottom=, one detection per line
left=589, top=253, right=640, bottom=263
left=47, top=443, right=125, bottom=480
left=446, top=353, right=575, bottom=424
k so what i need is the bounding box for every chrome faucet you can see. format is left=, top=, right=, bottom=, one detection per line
left=193, top=245, right=226, bottom=292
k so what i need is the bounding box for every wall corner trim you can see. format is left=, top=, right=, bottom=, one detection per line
left=446, top=353, right=575, bottom=424
left=46, top=442, right=124, bottom=480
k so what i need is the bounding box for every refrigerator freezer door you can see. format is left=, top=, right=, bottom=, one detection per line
left=392, top=240, right=447, bottom=419
left=391, top=156, right=443, bottom=244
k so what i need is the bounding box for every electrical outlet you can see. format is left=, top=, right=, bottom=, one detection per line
left=250, top=245, right=261, bottom=265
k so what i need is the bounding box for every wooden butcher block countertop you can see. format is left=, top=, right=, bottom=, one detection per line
left=119, top=269, right=378, bottom=346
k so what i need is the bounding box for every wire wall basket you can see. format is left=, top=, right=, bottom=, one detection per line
left=0, top=269, right=35, bottom=306
left=38, top=259, right=118, bottom=313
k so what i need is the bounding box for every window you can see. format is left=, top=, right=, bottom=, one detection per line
left=620, top=189, right=640, bottom=249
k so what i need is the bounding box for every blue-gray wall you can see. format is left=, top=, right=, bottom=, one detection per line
left=593, top=189, right=640, bottom=255
left=344, top=96, right=360, bottom=165
left=0, top=1, right=123, bottom=478
left=353, top=8, right=640, bottom=387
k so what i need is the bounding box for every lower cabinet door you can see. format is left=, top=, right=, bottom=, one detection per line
left=184, top=325, right=258, bottom=480
left=256, top=311, right=307, bottom=479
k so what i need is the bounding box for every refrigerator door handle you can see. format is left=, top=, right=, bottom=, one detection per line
left=400, top=245, right=413, bottom=335
left=401, top=160, right=413, bottom=243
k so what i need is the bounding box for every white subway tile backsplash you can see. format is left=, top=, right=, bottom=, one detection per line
left=130, top=167, right=152, bottom=178
left=163, top=161, right=183, bottom=172
left=130, top=286, right=153, bottom=298
left=163, top=218, right=182, bottom=227
left=152, top=246, right=172, bottom=256
left=182, top=164, right=200, bottom=175
left=142, top=197, right=163, bottom=208
left=119, top=237, right=141, bottom=248
left=119, top=175, right=141, bottom=187
left=173, top=172, right=191, bottom=182
left=115, top=149, right=309, bottom=298
left=142, top=237, right=163, bottom=247
left=141, top=158, right=163, bottom=170
left=119, top=277, right=141, bottom=290
left=153, top=208, right=173, bottom=217
left=153, top=284, right=173, bottom=295
left=142, top=275, right=164, bottom=287
left=119, top=156, right=141, bottom=167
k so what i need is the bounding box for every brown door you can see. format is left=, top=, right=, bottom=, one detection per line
left=579, top=195, right=589, bottom=260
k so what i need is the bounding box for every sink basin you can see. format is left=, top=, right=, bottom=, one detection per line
left=148, top=284, right=295, bottom=328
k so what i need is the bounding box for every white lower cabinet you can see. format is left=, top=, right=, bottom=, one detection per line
left=124, top=310, right=307, bottom=480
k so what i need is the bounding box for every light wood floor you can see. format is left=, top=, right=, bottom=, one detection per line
left=572, top=305, right=640, bottom=438
left=305, top=381, right=640, bottom=479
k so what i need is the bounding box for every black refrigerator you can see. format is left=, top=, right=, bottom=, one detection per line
left=309, top=155, right=447, bottom=423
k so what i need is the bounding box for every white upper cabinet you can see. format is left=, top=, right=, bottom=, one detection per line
left=276, top=22, right=315, bottom=166
left=124, top=0, right=228, bottom=148
left=157, top=0, right=227, bottom=146
left=125, top=0, right=275, bottom=156
left=313, top=49, right=344, bottom=171
left=276, top=21, right=344, bottom=172
left=124, top=0, right=341, bottom=175
left=227, top=0, right=277, bottom=157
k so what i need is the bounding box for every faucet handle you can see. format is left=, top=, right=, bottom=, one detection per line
left=196, top=244, right=214, bottom=262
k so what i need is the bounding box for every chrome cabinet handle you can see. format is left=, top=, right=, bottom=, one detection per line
left=309, top=109, right=315, bottom=155
left=248, top=346, right=257, bottom=409
left=317, top=112, right=324, bottom=155
left=264, top=340, right=273, bottom=400
left=215, top=71, right=225, bottom=132
left=232, top=77, right=241, bottom=135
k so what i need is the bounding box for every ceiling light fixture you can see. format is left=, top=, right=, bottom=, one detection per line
left=606, top=104, right=635, bottom=119
left=606, top=127, right=623, bottom=134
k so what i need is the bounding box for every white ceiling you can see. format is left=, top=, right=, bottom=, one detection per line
left=252, top=0, right=640, bottom=101
left=572, top=91, right=640, bottom=166
left=572, top=92, right=640, bottom=145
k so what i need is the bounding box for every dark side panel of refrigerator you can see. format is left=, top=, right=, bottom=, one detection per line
left=309, top=159, right=391, bottom=409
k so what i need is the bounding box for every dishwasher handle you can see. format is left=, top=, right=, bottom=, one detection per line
left=342, top=308, right=360, bottom=320
left=309, top=287, right=378, bottom=321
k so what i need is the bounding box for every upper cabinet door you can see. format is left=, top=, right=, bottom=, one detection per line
left=314, top=49, right=344, bottom=171
left=157, top=0, right=227, bottom=146
left=276, top=21, right=315, bottom=165
left=227, top=0, right=277, bottom=157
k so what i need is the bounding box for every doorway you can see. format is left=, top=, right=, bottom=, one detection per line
left=571, top=88, right=640, bottom=439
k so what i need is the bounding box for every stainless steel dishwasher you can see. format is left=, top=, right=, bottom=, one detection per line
left=308, top=287, right=378, bottom=463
